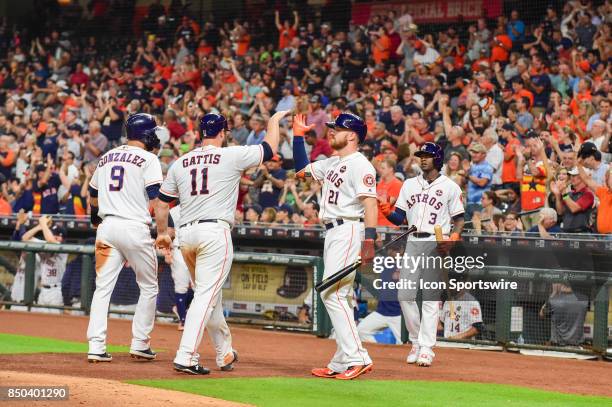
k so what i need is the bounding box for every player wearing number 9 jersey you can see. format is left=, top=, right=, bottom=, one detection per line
left=154, top=110, right=290, bottom=375
left=293, top=112, right=377, bottom=380
left=87, top=113, right=163, bottom=363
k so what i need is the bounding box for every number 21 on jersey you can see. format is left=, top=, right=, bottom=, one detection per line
left=327, top=190, right=339, bottom=205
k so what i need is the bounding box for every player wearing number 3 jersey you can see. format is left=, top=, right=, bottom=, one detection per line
left=155, top=110, right=290, bottom=375
left=87, top=113, right=163, bottom=363
left=293, top=112, right=377, bottom=380
left=380, top=142, right=465, bottom=367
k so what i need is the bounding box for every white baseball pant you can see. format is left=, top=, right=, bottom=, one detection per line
left=87, top=216, right=159, bottom=355
left=321, top=221, right=372, bottom=372
left=398, top=238, right=441, bottom=350
left=171, top=245, right=191, bottom=294
left=174, top=221, right=234, bottom=367
left=358, top=311, right=402, bottom=344
left=37, top=285, right=63, bottom=314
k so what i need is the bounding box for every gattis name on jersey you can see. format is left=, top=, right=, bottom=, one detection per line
left=182, top=153, right=221, bottom=167
left=405, top=193, right=443, bottom=211
left=98, top=152, right=146, bottom=168
left=325, top=170, right=344, bottom=188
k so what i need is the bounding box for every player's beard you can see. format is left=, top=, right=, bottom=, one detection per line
left=330, top=136, right=348, bottom=150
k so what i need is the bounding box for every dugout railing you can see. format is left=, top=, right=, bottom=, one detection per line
left=0, top=233, right=610, bottom=357
left=0, top=241, right=329, bottom=335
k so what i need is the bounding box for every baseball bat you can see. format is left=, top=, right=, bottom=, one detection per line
left=315, top=225, right=417, bottom=293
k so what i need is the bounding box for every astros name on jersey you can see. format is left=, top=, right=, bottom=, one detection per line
left=395, top=174, right=464, bottom=236
left=307, top=152, right=376, bottom=220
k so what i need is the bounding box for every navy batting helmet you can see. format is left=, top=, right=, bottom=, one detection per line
left=200, top=113, right=228, bottom=139
left=414, top=142, right=444, bottom=169
left=125, top=113, right=161, bottom=151
left=325, top=112, right=367, bottom=143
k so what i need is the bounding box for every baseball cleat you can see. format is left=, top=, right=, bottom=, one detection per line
left=406, top=345, right=420, bottom=364
left=311, top=367, right=341, bottom=378
left=88, top=352, right=112, bottom=363
left=173, top=363, right=210, bottom=375
left=178, top=322, right=185, bottom=331
left=220, top=350, right=238, bottom=371
left=130, top=348, right=157, bottom=360
left=416, top=351, right=434, bottom=367
left=335, top=363, right=373, bottom=380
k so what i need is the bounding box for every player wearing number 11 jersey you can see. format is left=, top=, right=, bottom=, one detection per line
left=87, top=113, right=163, bottom=363
left=154, top=110, right=290, bottom=375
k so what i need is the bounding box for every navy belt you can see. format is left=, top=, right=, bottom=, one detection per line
left=324, top=218, right=364, bottom=230
left=180, top=219, right=223, bottom=228
left=413, top=232, right=432, bottom=238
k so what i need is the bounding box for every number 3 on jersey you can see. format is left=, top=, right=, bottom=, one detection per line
left=190, top=167, right=210, bottom=196
left=328, top=189, right=339, bottom=205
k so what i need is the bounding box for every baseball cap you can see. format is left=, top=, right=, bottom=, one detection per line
left=67, top=123, right=83, bottom=133
left=245, top=204, right=263, bottom=215
left=567, top=167, right=580, bottom=176
left=270, top=153, right=283, bottom=162
left=469, top=143, right=487, bottom=153
left=51, top=225, right=66, bottom=237
left=310, top=95, right=321, bottom=104
left=276, top=204, right=293, bottom=215
left=501, top=123, right=515, bottom=132
left=578, top=142, right=598, bottom=158
left=524, top=129, right=539, bottom=139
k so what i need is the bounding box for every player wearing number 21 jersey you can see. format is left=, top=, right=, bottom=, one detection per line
left=293, top=112, right=377, bottom=381
left=155, top=110, right=290, bottom=375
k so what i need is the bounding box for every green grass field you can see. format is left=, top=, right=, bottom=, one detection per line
left=0, top=333, right=129, bottom=354
left=130, top=378, right=612, bottom=407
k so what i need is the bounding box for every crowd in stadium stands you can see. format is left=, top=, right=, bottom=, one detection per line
left=0, top=1, right=610, bottom=235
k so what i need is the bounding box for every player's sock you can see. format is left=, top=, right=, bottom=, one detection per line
left=175, top=293, right=189, bottom=323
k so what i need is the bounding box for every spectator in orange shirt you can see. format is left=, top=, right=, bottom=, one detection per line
left=370, top=27, right=390, bottom=65
left=376, top=159, right=403, bottom=227
left=569, top=78, right=592, bottom=116
left=275, top=10, right=298, bottom=50
left=511, top=78, right=534, bottom=108
left=499, top=123, right=521, bottom=190
left=577, top=165, right=612, bottom=235
left=0, top=136, right=16, bottom=180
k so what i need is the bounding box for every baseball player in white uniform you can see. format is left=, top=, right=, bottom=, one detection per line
left=380, top=142, right=465, bottom=367
left=21, top=216, right=67, bottom=313
left=155, top=110, right=290, bottom=375
left=86, top=113, right=163, bottom=363
left=167, top=205, right=193, bottom=331
left=439, top=289, right=483, bottom=340
left=292, top=112, right=377, bottom=380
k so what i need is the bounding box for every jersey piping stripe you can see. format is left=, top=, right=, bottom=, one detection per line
left=145, top=179, right=163, bottom=186
left=159, top=188, right=179, bottom=198
left=191, top=228, right=229, bottom=358
left=335, top=224, right=367, bottom=366
left=308, top=163, right=321, bottom=181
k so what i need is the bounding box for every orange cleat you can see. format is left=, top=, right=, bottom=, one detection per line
left=311, top=367, right=341, bottom=378
left=335, top=364, right=373, bottom=380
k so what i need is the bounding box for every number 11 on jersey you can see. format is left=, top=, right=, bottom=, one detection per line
left=190, top=168, right=210, bottom=196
